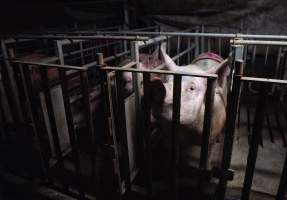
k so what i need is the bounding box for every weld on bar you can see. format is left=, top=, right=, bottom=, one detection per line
left=0, top=35, right=150, bottom=41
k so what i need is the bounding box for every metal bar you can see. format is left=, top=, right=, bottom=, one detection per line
left=241, top=76, right=287, bottom=84
left=39, top=67, right=68, bottom=191
left=207, top=38, right=211, bottom=52
left=219, top=38, right=222, bottom=55
left=19, top=63, right=51, bottom=183
left=115, top=70, right=131, bottom=191
left=12, top=60, right=87, bottom=71
left=79, top=70, right=98, bottom=193
left=200, top=78, right=216, bottom=168
left=232, top=39, right=287, bottom=46
left=265, top=107, right=274, bottom=143
left=264, top=46, right=269, bottom=65
left=171, top=75, right=182, bottom=200
left=241, top=83, right=268, bottom=200
left=187, top=38, right=191, bottom=63
left=195, top=27, right=199, bottom=56
left=216, top=45, right=244, bottom=200
left=1, top=40, right=24, bottom=122
left=102, top=66, right=218, bottom=78
left=1, top=35, right=150, bottom=41
left=273, top=104, right=287, bottom=147
left=58, top=69, right=85, bottom=199
left=201, top=26, right=205, bottom=52
left=142, top=73, right=153, bottom=198
left=177, top=36, right=181, bottom=65
left=276, top=151, right=287, bottom=200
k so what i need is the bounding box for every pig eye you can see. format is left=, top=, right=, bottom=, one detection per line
left=189, top=86, right=195, bottom=91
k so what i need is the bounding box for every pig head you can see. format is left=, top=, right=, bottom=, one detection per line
left=122, top=47, right=163, bottom=96
left=151, top=43, right=229, bottom=166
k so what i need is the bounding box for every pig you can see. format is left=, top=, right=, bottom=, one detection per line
left=151, top=43, right=229, bottom=167
left=122, top=47, right=163, bottom=96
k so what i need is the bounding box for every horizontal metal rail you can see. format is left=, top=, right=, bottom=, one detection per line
left=12, top=59, right=87, bottom=70
left=241, top=76, right=287, bottom=84
left=232, top=39, right=287, bottom=46
left=101, top=66, right=218, bottom=79
left=0, top=35, right=150, bottom=41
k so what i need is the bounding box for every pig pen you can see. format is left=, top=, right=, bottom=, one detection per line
left=87, top=31, right=287, bottom=200
left=0, top=29, right=287, bottom=200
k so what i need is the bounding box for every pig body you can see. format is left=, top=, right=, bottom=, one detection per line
left=152, top=44, right=229, bottom=167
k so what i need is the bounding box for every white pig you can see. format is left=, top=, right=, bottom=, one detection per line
left=151, top=43, right=229, bottom=167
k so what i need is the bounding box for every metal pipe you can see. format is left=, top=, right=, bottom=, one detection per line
left=241, top=83, right=268, bottom=200
left=12, top=60, right=87, bottom=70
left=171, top=75, right=182, bottom=200
left=241, top=76, right=287, bottom=84
left=200, top=78, right=216, bottom=168
left=142, top=73, right=153, bottom=198
left=276, top=152, right=287, bottom=200
left=232, top=39, right=287, bottom=46
left=101, top=66, right=218, bottom=79
left=1, top=35, right=150, bottom=41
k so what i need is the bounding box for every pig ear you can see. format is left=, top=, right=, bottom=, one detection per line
left=207, top=59, right=230, bottom=87
left=160, top=42, right=178, bottom=71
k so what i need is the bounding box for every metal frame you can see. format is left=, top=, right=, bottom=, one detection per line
left=1, top=30, right=287, bottom=200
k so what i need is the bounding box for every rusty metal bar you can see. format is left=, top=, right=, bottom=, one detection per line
left=171, top=75, right=182, bottom=200
left=142, top=72, right=153, bottom=198
left=241, top=83, right=268, bottom=200
left=200, top=78, right=216, bottom=168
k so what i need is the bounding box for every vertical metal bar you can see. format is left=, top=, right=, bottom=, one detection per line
left=0, top=75, right=13, bottom=123
left=39, top=67, right=68, bottom=191
left=1, top=40, right=24, bottom=122
left=264, top=46, right=269, bottom=66
left=80, top=68, right=99, bottom=190
left=115, top=70, right=131, bottom=191
left=187, top=38, right=191, bottom=64
left=195, top=27, right=199, bottom=57
left=251, top=45, right=256, bottom=66
left=177, top=36, right=181, bottom=65
left=142, top=73, right=152, bottom=198
left=56, top=41, right=65, bottom=65
left=207, top=38, right=211, bottom=52
left=79, top=41, right=85, bottom=65
left=171, top=75, right=182, bottom=200
left=201, top=25, right=205, bottom=53
left=218, top=38, right=222, bottom=55
left=241, top=83, right=268, bottom=200
left=200, top=78, right=216, bottom=168
left=216, top=45, right=244, bottom=200
left=20, top=64, right=51, bottom=184
left=58, top=69, right=85, bottom=199
left=276, top=151, right=287, bottom=200
left=167, top=36, right=171, bottom=55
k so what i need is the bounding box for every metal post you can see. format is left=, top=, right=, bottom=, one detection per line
left=241, top=83, right=268, bottom=200
left=216, top=45, right=244, bottom=200
left=276, top=152, right=287, bottom=200
left=1, top=40, right=24, bottom=122
left=201, top=25, right=205, bottom=53
left=171, top=75, right=182, bottom=200
left=200, top=78, right=216, bottom=168
left=195, top=26, right=199, bottom=57
left=142, top=73, right=153, bottom=198
left=58, top=68, right=85, bottom=199
left=177, top=36, right=181, bottom=65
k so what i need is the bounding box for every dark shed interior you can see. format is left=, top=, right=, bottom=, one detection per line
left=0, top=1, right=286, bottom=200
